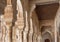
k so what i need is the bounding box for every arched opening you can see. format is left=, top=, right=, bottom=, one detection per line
left=42, top=32, right=52, bottom=42
left=31, top=3, right=59, bottom=42
left=45, top=39, right=50, bottom=42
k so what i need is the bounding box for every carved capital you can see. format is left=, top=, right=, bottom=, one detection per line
left=29, top=4, right=36, bottom=14
left=4, top=5, right=13, bottom=22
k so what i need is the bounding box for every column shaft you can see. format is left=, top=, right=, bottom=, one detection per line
left=23, top=11, right=29, bottom=42
left=28, top=18, right=33, bottom=42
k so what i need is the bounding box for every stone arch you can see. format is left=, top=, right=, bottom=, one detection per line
left=41, top=26, right=52, bottom=36
left=42, top=30, right=53, bottom=38
left=41, top=26, right=51, bottom=32
left=40, top=25, right=53, bottom=42
left=42, top=32, right=52, bottom=42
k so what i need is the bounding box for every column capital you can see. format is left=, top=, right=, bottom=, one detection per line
left=4, top=5, right=13, bottom=22
left=30, top=4, right=36, bottom=13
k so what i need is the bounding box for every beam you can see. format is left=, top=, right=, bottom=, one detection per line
left=30, top=0, right=59, bottom=5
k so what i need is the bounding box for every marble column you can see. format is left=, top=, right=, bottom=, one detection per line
left=12, top=26, right=16, bottom=42
left=28, top=17, right=33, bottom=42
left=23, top=11, right=29, bottom=42
left=28, top=4, right=36, bottom=42
left=55, top=2, right=60, bottom=42
left=37, top=34, right=41, bottom=42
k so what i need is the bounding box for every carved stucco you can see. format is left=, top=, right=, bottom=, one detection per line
left=12, top=0, right=24, bottom=42
left=0, top=0, right=60, bottom=42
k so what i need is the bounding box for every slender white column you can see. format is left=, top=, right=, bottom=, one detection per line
left=28, top=17, right=33, bottom=42
left=28, top=4, right=36, bottom=42
left=55, top=2, right=60, bottom=42
left=37, top=35, right=41, bottom=42
left=55, top=19, right=57, bottom=42
left=23, top=11, right=29, bottom=42
left=12, top=27, right=16, bottom=42
left=19, top=31, right=23, bottom=42
left=23, top=31, right=28, bottom=42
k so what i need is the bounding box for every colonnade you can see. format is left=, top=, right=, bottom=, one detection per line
left=0, top=0, right=40, bottom=42
left=1, top=0, right=60, bottom=42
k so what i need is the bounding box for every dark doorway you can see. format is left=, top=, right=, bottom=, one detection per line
left=45, top=39, right=50, bottom=42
